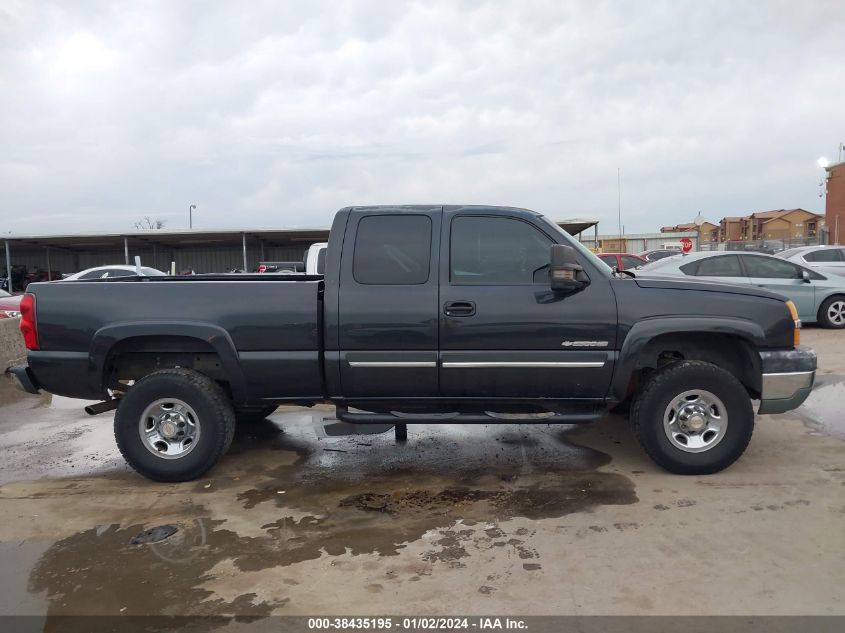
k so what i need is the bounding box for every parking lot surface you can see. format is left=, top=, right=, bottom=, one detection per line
left=0, top=329, right=843, bottom=623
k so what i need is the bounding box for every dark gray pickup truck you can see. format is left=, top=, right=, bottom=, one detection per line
left=11, top=205, right=816, bottom=481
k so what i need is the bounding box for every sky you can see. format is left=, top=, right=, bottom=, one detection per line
left=1, top=0, right=843, bottom=235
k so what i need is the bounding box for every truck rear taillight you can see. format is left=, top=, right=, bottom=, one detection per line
left=19, top=293, right=39, bottom=350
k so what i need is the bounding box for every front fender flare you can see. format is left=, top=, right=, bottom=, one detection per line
left=610, top=316, right=765, bottom=402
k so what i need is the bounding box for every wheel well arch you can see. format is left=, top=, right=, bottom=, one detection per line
left=818, top=293, right=845, bottom=318
left=105, top=335, right=226, bottom=389
left=620, top=331, right=762, bottom=400
left=91, top=323, right=248, bottom=404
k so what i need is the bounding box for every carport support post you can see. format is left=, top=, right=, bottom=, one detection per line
left=123, top=236, right=129, bottom=265
left=4, top=240, right=11, bottom=293
left=242, top=233, right=247, bottom=272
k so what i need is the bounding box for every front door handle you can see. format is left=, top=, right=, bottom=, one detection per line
left=444, top=300, right=476, bottom=317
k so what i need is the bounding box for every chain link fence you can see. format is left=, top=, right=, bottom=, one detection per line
left=699, top=234, right=826, bottom=255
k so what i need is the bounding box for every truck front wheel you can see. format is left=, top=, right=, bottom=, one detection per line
left=114, top=368, right=236, bottom=482
left=631, top=361, right=754, bottom=475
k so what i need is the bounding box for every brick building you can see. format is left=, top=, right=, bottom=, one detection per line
left=824, top=161, right=845, bottom=245
left=746, top=209, right=821, bottom=241
left=719, top=217, right=744, bottom=241
left=660, top=221, right=719, bottom=242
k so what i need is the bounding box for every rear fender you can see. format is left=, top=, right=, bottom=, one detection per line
left=91, top=321, right=248, bottom=404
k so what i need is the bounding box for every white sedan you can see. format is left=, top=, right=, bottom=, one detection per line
left=776, top=245, right=845, bottom=276
left=61, top=265, right=166, bottom=281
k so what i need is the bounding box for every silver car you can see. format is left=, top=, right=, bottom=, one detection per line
left=641, top=251, right=845, bottom=328
left=776, top=245, right=845, bottom=276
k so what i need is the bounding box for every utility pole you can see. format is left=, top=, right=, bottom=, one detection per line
left=189, top=204, right=196, bottom=229
left=617, top=168, right=623, bottom=248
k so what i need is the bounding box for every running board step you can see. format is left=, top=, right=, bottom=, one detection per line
left=334, top=406, right=603, bottom=425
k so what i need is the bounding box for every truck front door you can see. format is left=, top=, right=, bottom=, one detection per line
left=337, top=208, right=441, bottom=398
left=438, top=211, right=617, bottom=400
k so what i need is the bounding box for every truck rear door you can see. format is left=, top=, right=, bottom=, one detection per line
left=438, top=210, right=617, bottom=400
left=336, top=208, right=441, bottom=398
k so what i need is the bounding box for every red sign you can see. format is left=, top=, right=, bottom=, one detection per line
left=680, top=237, right=693, bottom=253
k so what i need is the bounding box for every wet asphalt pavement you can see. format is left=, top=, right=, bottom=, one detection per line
left=0, top=329, right=843, bottom=627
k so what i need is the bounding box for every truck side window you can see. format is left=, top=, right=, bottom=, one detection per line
left=451, top=216, right=552, bottom=284
left=353, top=215, right=431, bottom=285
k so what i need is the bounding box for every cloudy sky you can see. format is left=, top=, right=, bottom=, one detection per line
left=1, top=0, right=843, bottom=235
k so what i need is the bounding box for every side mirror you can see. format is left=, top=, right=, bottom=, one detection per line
left=550, top=244, right=588, bottom=293
left=801, top=269, right=811, bottom=283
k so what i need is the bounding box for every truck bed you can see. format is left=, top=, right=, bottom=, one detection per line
left=26, top=276, right=323, bottom=403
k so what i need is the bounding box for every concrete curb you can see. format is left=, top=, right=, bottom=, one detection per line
left=1, top=317, right=26, bottom=370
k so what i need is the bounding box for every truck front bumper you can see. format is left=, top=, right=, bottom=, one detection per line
left=758, top=346, right=816, bottom=414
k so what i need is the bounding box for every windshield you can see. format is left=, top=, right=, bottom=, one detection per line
left=537, top=216, right=612, bottom=277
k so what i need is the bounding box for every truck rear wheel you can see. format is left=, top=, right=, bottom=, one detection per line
left=631, top=361, right=754, bottom=475
left=114, top=368, right=236, bottom=482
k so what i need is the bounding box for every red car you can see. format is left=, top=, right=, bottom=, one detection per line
left=597, top=252, right=647, bottom=270
left=0, top=289, right=22, bottom=318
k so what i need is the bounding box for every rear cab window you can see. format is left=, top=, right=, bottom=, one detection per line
left=353, top=215, right=432, bottom=285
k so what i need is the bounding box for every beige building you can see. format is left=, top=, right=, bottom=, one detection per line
left=664, top=210, right=822, bottom=243
left=719, top=217, right=745, bottom=241
left=660, top=221, right=719, bottom=243
left=746, top=209, right=822, bottom=241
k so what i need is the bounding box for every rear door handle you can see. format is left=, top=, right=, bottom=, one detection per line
left=444, top=300, right=476, bottom=317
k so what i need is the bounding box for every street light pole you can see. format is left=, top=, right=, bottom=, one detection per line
left=189, top=204, right=197, bottom=229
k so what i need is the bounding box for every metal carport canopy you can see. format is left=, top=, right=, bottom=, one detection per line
left=4, top=218, right=598, bottom=250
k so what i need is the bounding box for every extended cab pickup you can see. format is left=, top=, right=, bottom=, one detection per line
left=11, top=205, right=816, bottom=481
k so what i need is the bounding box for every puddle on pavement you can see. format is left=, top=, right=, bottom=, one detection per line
left=797, top=373, right=845, bottom=440
left=6, top=407, right=636, bottom=620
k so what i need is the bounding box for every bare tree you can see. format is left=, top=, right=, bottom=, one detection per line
left=134, top=216, right=167, bottom=230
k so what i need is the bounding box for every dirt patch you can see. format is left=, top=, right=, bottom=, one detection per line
left=22, top=419, right=636, bottom=621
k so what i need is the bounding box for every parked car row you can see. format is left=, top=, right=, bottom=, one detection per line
left=0, top=289, right=22, bottom=318
left=597, top=249, right=683, bottom=271
left=257, top=243, right=327, bottom=275
left=639, top=251, right=845, bottom=328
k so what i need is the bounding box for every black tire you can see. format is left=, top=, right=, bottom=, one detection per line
left=114, top=368, right=236, bottom=482
left=234, top=405, right=277, bottom=424
left=817, top=295, right=845, bottom=329
left=631, top=361, right=754, bottom=475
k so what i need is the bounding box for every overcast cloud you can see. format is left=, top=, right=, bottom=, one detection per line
left=1, top=0, right=843, bottom=235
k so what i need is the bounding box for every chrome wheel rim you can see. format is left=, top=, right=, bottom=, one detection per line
left=828, top=301, right=845, bottom=326
left=139, top=398, right=200, bottom=459
left=663, top=389, right=728, bottom=453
